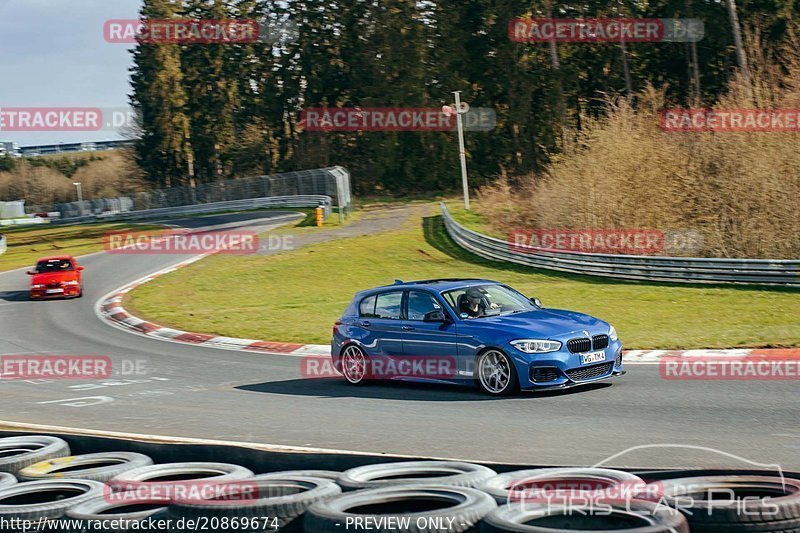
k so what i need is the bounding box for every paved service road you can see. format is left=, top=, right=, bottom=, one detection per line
left=0, top=210, right=798, bottom=470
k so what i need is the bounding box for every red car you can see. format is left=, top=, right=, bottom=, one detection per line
left=27, top=255, right=84, bottom=299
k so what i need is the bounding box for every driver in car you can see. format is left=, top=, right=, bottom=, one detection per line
left=460, top=288, right=500, bottom=318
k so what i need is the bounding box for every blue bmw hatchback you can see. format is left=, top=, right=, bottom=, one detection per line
left=331, top=279, right=625, bottom=395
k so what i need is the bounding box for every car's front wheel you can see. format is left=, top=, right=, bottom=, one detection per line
left=476, top=349, right=518, bottom=396
left=341, top=345, right=370, bottom=385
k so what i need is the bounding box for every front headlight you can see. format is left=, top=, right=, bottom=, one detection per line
left=510, top=339, right=562, bottom=354
left=62, top=280, right=79, bottom=286
left=609, top=325, right=618, bottom=341
left=31, top=284, right=45, bottom=289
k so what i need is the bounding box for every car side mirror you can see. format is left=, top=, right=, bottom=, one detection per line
left=530, top=297, right=542, bottom=308
left=423, top=310, right=447, bottom=322
left=26, top=271, right=36, bottom=275
left=76, top=266, right=85, bottom=271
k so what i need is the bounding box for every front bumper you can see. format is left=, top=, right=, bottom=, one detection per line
left=30, top=287, right=80, bottom=299
left=515, top=341, right=624, bottom=390
left=522, top=368, right=626, bottom=391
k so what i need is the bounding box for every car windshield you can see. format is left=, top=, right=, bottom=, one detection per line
left=35, top=259, right=74, bottom=273
left=442, top=284, right=535, bottom=319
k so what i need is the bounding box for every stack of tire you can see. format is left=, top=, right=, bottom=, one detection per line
left=0, top=436, right=336, bottom=532
left=304, top=461, right=499, bottom=532
left=0, top=435, right=798, bottom=532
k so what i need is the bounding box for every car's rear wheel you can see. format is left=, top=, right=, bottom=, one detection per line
left=341, top=345, right=370, bottom=385
left=476, top=349, right=518, bottom=396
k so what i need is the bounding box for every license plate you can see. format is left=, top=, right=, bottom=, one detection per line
left=46, top=289, right=63, bottom=294
left=581, top=351, right=606, bottom=364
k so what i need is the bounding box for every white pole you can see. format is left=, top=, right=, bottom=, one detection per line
left=74, top=182, right=83, bottom=215
left=453, top=91, right=470, bottom=210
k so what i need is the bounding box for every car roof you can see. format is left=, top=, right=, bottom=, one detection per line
left=360, top=278, right=500, bottom=295
left=36, top=255, right=75, bottom=262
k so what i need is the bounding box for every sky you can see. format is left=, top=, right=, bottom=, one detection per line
left=0, top=0, right=142, bottom=146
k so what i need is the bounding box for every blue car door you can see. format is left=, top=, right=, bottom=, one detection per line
left=360, top=291, right=405, bottom=362
left=400, top=290, right=461, bottom=381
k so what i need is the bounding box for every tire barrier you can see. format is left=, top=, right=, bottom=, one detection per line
left=337, top=461, right=497, bottom=491
left=0, top=473, right=17, bottom=490
left=304, top=486, right=497, bottom=533
left=477, top=467, right=645, bottom=504
left=0, top=479, right=106, bottom=520
left=169, top=474, right=341, bottom=532
left=656, top=475, right=800, bottom=532
left=0, top=435, right=70, bottom=474
left=19, top=451, right=154, bottom=482
left=265, top=470, right=343, bottom=481
left=481, top=499, right=689, bottom=533
left=0, top=434, right=796, bottom=532
left=107, top=462, right=255, bottom=495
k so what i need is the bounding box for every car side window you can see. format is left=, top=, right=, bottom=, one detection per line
left=374, top=291, right=403, bottom=320
left=407, top=291, right=442, bottom=321
left=359, top=295, right=377, bottom=317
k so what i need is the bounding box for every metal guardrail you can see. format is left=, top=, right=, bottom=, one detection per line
left=44, top=166, right=352, bottom=223
left=440, top=202, right=800, bottom=287
left=56, top=195, right=333, bottom=225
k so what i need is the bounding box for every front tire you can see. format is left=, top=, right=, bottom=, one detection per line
left=341, top=345, right=371, bottom=386
left=476, top=349, right=518, bottom=396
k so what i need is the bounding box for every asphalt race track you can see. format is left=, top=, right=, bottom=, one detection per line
left=0, top=211, right=798, bottom=470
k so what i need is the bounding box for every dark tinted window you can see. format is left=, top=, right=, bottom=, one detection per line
left=36, top=259, right=74, bottom=273
left=407, top=291, right=442, bottom=321
left=374, top=291, right=403, bottom=320
left=359, top=295, right=377, bottom=317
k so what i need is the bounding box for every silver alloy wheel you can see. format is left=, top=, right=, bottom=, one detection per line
left=478, top=350, right=512, bottom=394
left=342, top=345, right=367, bottom=384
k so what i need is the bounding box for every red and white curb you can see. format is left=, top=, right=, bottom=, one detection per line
left=96, top=255, right=329, bottom=357
left=623, top=348, right=800, bottom=364
left=96, top=258, right=800, bottom=363
left=93, top=213, right=325, bottom=357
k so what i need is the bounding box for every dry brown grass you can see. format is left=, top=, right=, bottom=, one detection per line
left=0, top=150, right=145, bottom=210
left=0, top=162, right=71, bottom=208
left=478, top=33, right=800, bottom=259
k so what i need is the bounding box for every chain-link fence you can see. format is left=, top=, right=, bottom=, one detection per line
left=51, top=167, right=352, bottom=222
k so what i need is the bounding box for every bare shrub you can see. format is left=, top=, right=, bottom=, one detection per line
left=0, top=150, right=146, bottom=210
left=477, top=30, right=800, bottom=258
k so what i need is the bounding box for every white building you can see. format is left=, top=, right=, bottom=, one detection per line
left=0, top=142, right=21, bottom=157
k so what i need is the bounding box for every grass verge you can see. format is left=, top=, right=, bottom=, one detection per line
left=0, top=222, right=160, bottom=272
left=125, top=209, right=800, bottom=349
